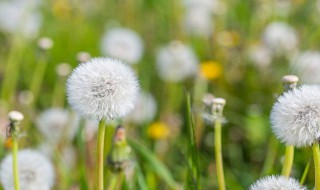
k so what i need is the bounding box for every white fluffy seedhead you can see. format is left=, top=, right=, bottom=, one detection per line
left=156, top=41, right=199, bottom=82
left=271, top=85, right=320, bottom=147
left=183, top=7, right=214, bottom=37
left=125, top=92, right=157, bottom=124
left=0, top=149, right=55, bottom=190
left=291, top=51, right=320, bottom=83
left=101, top=27, right=144, bottom=64
left=36, top=108, right=79, bottom=145
left=249, top=175, right=307, bottom=190
left=263, top=22, right=298, bottom=56
left=67, top=57, right=139, bottom=120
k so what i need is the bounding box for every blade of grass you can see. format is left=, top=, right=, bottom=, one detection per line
left=128, top=139, right=180, bottom=190
left=185, top=91, right=201, bottom=190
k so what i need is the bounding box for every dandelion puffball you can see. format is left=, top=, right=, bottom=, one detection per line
left=270, top=85, right=320, bottom=147
left=156, top=41, right=199, bottom=82
left=249, top=175, right=307, bottom=190
left=36, top=108, right=79, bottom=145
left=125, top=92, right=157, bottom=124
left=183, top=7, right=214, bottom=37
left=291, top=51, right=320, bottom=83
left=101, top=27, right=144, bottom=64
left=0, top=0, right=42, bottom=38
left=263, top=22, right=298, bottom=56
left=67, top=57, right=139, bottom=120
left=0, top=149, right=55, bottom=190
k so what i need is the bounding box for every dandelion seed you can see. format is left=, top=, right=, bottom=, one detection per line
left=156, top=41, right=198, bottom=82
left=8, top=111, right=24, bottom=122
left=0, top=149, right=55, bottom=190
left=101, top=27, right=144, bottom=64
left=67, top=57, right=139, bottom=120
left=270, top=85, right=320, bottom=147
left=249, top=175, right=307, bottom=190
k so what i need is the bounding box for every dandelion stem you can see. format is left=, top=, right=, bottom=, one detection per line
left=312, top=143, right=320, bottom=190
left=96, top=120, right=106, bottom=190
left=214, top=119, right=226, bottom=190
left=300, top=158, right=311, bottom=185
left=12, top=135, right=20, bottom=190
left=281, top=145, right=294, bottom=177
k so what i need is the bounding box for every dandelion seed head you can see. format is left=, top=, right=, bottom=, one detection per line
left=101, top=27, right=144, bottom=64
left=248, top=44, right=272, bottom=68
left=56, top=63, right=72, bottom=77
left=263, top=22, right=298, bottom=56
left=156, top=41, right=198, bottom=82
left=291, top=51, right=320, bottom=83
left=8, top=111, right=24, bottom=122
left=0, top=0, right=42, bottom=38
left=183, top=7, right=214, bottom=37
left=125, top=92, right=157, bottom=125
left=36, top=108, right=79, bottom=145
left=37, top=37, right=53, bottom=50
left=76, top=52, right=91, bottom=63
left=0, top=149, right=55, bottom=190
left=249, top=175, right=307, bottom=190
left=270, top=85, right=320, bottom=147
left=67, top=57, right=139, bottom=120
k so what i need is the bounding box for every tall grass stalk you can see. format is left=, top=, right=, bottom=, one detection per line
left=185, top=92, right=201, bottom=190
left=300, top=158, right=311, bottom=185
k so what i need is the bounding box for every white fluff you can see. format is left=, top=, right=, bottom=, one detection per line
left=291, top=51, right=320, bottom=83
left=270, top=85, right=320, bottom=147
left=0, top=149, right=55, bottom=190
left=0, top=0, right=42, bottom=38
left=101, top=27, right=144, bottom=64
left=248, top=44, right=272, bottom=68
left=156, top=41, right=199, bottom=82
left=36, top=108, right=79, bottom=145
left=183, top=7, right=214, bottom=37
left=125, top=92, right=157, bottom=124
left=263, top=22, right=298, bottom=56
left=67, top=57, right=139, bottom=120
left=249, top=175, right=306, bottom=190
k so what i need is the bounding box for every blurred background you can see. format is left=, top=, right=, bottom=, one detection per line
left=0, top=0, right=319, bottom=189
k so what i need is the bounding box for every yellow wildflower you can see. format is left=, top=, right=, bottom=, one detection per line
left=147, top=122, right=170, bottom=140
left=4, top=138, right=12, bottom=149
left=200, top=61, right=222, bottom=80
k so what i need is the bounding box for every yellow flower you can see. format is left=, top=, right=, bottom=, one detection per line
left=217, top=31, right=240, bottom=48
left=147, top=122, right=170, bottom=140
left=4, top=138, right=12, bottom=149
left=53, top=0, right=72, bottom=19
left=199, top=61, right=222, bottom=80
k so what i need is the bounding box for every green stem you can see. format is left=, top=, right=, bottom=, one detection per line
left=12, top=136, right=20, bottom=190
left=281, top=145, right=294, bottom=177
left=1, top=37, right=23, bottom=107
left=312, top=143, right=320, bottom=190
left=30, top=58, right=48, bottom=107
left=214, top=120, right=226, bottom=190
left=96, top=120, right=106, bottom=190
left=300, top=159, right=311, bottom=185
left=260, top=136, right=279, bottom=176
left=52, top=77, right=67, bottom=107
left=107, top=173, right=118, bottom=190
